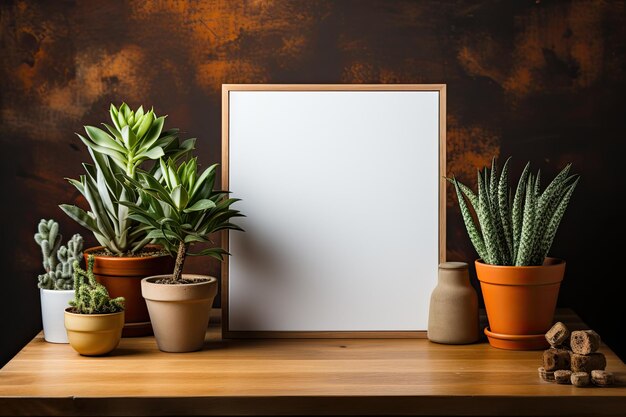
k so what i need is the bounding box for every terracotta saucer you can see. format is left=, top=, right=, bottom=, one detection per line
left=484, top=327, right=549, bottom=350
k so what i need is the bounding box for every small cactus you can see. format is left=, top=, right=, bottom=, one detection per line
left=34, top=219, right=84, bottom=290
left=69, top=255, right=124, bottom=314
left=35, top=219, right=62, bottom=272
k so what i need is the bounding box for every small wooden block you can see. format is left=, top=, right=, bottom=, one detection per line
left=543, top=348, right=571, bottom=371
left=571, top=352, right=606, bottom=373
left=571, top=372, right=590, bottom=387
left=591, top=370, right=615, bottom=387
left=538, top=366, right=555, bottom=382
left=570, top=330, right=601, bottom=354
left=545, top=322, right=570, bottom=347
left=554, top=370, right=572, bottom=385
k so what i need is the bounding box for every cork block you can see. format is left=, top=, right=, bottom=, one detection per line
left=591, top=370, right=614, bottom=387
left=571, top=372, right=590, bottom=387
left=543, top=348, right=571, bottom=371
left=545, top=322, right=570, bottom=347
left=554, top=370, right=572, bottom=385
left=571, top=352, right=606, bottom=373
left=538, top=367, right=555, bottom=382
left=570, top=330, right=601, bottom=355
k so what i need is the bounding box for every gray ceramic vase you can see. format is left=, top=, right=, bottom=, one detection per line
left=427, top=262, right=479, bottom=344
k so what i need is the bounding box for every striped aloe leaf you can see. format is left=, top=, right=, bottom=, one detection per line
left=512, top=162, right=531, bottom=261
left=489, top=158, right=498, bottom=209
left=515, top=174, right=537, bottom=266
left=497, top=157, right=513, bottom=264
left=535, top=169, right=542, bottom=198
left=452, top=178, right=488, bottom=262
left=445, top=178, right=478, bottom=209
left=538, top=178, right=579, bottom=261
left=477, top=170, right=502, bottom=265
left=529, top=164, right=572, bottom=263
left=482, top=167, right=491, bottom=207
left=487, top=158, right=509, bottom=264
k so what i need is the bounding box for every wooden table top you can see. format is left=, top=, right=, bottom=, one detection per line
left=0, top=309, right=624, bottom=416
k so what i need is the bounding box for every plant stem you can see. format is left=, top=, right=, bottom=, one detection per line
left=126, top=162, right=136, bottom=179
left=173, top=241, right=187, bottom=281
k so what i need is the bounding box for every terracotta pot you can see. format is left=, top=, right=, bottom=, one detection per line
left=64, top=308, right=124, bottom=356
left=475, top=257, right=565, bottom=350
left=141, top=274, right=218, bottom=353
left=84, top=245, right=174, bottom=337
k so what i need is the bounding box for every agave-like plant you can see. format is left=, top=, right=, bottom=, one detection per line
left=450, top=157, right=579, bottom=266
left=120, top=158, right=244, bottom=281
left=60, top=103, right=196, bottom=255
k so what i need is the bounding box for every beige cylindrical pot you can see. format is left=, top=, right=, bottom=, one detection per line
left=64, top=309, right=124, bottom=356
left=428, top=262, right=479, bottom=344
left=141, top=275, right=218, bottom=353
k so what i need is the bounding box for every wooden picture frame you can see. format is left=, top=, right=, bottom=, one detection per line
left=222, top=84, right=446, bottom=338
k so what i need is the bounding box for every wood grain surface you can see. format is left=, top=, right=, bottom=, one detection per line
left=0, top=309, right=624, bottom=416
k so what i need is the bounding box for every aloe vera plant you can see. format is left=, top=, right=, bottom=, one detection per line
left=450, top=157, right=579, bottom=266
left=60, top=103, right=196, bottom=255
left=120, top=158, right=244, bottom=282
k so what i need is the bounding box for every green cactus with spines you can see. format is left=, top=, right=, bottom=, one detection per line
left=70, top=255, right=124, bottom=314
left=34, top=219, right=62, bottom=273
left=35, top=220, right=84, bottom=290
left=449, top=157, right=578, bottom=266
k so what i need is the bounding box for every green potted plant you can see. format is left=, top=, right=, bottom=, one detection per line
left=449, top=157, right=579, bottom=350
left=59, top=103, right=194, bottom=337
left=34, top=219, right=83, bottom=343
left=64, top=255, right=125, bottom=356
left=121, top=157, right=244, bottom=352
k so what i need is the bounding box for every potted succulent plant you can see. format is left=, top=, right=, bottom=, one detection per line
left=121, top=157, right=244, bottom=352
left=34, top=219, right=83, bottom=343
left=59, top=103, right=194, bottom=336
left=65, top=255, right=125, bottom=356
left=450, top=157, right=579, bottom=350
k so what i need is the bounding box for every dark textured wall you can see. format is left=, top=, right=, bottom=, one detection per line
left=1, top=0, right=624, bottom=366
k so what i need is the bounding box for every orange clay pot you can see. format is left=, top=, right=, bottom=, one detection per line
left=475, top=257, right=565, bottom=350
left=84, top=245, right=174, bottom=337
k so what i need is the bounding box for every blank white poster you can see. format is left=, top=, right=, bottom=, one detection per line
left=227, top=89, right=441, bottom=332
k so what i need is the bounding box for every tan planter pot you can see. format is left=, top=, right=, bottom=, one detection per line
left=428, top=262, right=479, bottom=344
left=141, top=275, right=218, bottom=353
left=64, top=309, right=124, bottom=356
left=84, top=245, right=174, bottom=337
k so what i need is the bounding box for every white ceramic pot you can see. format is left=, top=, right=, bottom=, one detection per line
left=40, top=289, right=75, bottom=343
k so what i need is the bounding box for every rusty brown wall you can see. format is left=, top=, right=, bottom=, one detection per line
left=1, top=0, right=625, bottom=365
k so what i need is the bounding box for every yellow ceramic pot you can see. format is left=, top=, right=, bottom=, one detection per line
left=64, top=308, right=124, bottom=356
